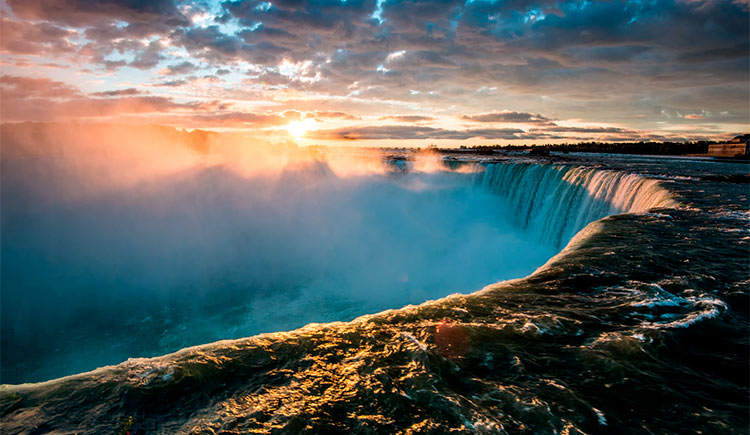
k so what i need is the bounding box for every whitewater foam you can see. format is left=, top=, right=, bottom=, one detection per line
left=476, top=163, right=677, bottom=248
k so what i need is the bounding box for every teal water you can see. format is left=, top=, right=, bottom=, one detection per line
left=1, top=148, right=748, bottom=434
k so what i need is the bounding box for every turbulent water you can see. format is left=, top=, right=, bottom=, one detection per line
left=475, top=163, right=676, bottom=249
left=1, top=151, right=748, bottom=434
left=2, top=158, right=562, bottom=384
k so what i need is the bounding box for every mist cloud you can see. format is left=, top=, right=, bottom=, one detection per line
left=1, top=123, right=555, bottom=381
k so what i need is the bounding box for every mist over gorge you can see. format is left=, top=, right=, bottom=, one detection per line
left=1, top=123, right=557, bottom=382
left=2, top=118, right=747, bottom=435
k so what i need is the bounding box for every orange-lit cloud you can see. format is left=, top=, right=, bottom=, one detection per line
left=0, top=0, right=744, bottom=146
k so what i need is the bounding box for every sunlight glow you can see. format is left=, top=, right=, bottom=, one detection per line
left=285, top=118, right=318, bottom=138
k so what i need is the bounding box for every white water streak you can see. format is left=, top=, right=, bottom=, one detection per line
left=476, top=163, right=677, bottom=248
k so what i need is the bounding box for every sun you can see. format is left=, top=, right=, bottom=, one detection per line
left=285, top=118, right=318, bottom=138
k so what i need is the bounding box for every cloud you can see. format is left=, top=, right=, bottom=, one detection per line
left=534, top=125, right=629, bottom=134
left=129, top=40, right=166, bottom=70
left=159, top=61, right=199, bottom=76
left=7, top=0, right=188, bottom=30
left=564, top=45, right=654, bottom=63
left=0, top=18, right=78, bottom=56
left=308, top=125, right=525, bottom=140
left=0, top=75, right=232, bottom=123
left=153, top=78, right=189, bottom=87
left=379, top=115, right=436, bottom=123
left=13, top=96, right=207, bottom=120
left=90, top=88, right=144, bottom=97
left=174, top=25, right=250, bottom=63
left=461, top=111, right=551, bottom=123
left=0, top=0, right=747, bottom=141
left=165, top=111, right=287, bottom=127
left=678, top=44, right=749, bottom=63
left=0, top=75, right=82, bottom=99
left=307, top=111, right=361, bottom=120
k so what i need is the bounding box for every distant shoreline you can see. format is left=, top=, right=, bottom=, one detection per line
left=435, top=141, right=750, bottom=161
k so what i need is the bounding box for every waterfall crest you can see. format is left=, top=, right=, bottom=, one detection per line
left=476, top=163, right=677, bottom=248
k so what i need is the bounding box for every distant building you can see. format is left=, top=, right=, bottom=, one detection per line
left=708, top=134, right=749, bottom=157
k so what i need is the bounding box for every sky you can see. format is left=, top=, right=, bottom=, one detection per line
left=0, top=0, right=748, bottom=147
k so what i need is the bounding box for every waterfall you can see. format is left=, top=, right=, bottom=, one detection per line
left=476, top=163, right=677, bottom=248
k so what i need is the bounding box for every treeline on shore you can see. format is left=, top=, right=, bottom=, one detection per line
left=444, top=141, right=715, bottom=156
